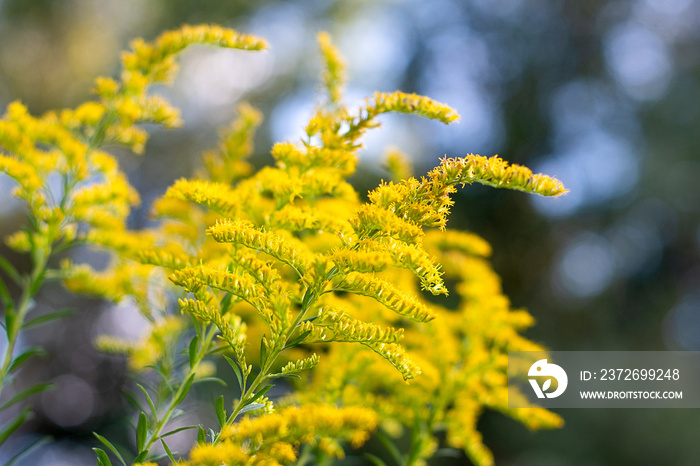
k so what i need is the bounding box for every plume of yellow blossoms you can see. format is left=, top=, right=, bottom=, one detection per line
left=5, top=25, right=568, bottom=465
left=0, top=23, right=267, bottom=454
left=107, top=31, right=563, bottom=465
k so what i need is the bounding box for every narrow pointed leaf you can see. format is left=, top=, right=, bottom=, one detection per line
left=8, top=347, right=46, bottom=374
left=284, top=330, right=311, bottom=349
left=259, top=339, right=267, bottom=368
left=173, top=373, right=195, bottom=406
left=223, top=355, right=244, bottom=390
left=188, top=335, right=199, bottom=368
left=216, top=395, right=226, bottom=428
left=197, top=425, right=206, bottom=444
left=161, top=425, right=198, bottom=438
left=4, top=311, right=15, bottom=337
left=136, top=412, right=148, bottom=453
left=0, top=383, right=53, bottom=411
left=161, top=439, right=175, bottom=462
left=93, top=448, right=112, bottom=466
left=239, top=402, right=266, bottom=415
left=0, top=277, right=11, bottom=310
left=0, top=406, right=31, bottom=445
left=0, top=255, right=21, bottom=284
left=248, top=384, right=272, bottom=405
left=133, top=451, right=148, bottom=463
left=219, top=293, right=234, bottom=314
left=136, top=384, right=158, bottom=421
left=93, top=433, right=127, bottom=466
left=22, top=309, right=75, bottom=330
left=193, top=376, right=226, bottom=386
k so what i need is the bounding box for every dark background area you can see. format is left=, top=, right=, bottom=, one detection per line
left=1, top=0, right=699, bottom=464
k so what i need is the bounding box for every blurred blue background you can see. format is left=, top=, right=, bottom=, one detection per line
left=1, top=0, right=699, bottom=464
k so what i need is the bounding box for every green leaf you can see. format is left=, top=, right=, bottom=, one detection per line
left=0, top=406, right=31, bottom=445
left=0, top=254, right=21, bottom=285
left=188, top=335, right=199, bottom=368
left=161, top=425, right=198, bottom=438
left=259, top=338, right=267, bottom=368
left=8, top=347, right=46, bottom=374
left=216, top=395, right=226, bottom=428
left=133, top=450, right=148, bottom=463
left=170, top=409, right=185, bottom=421
left=193, top=376, right=226, bottom=386
left=93, top=433, right=127, bottom=466
left=93, top=448, right=112, bottom=466
left=22, top=308, right=74, bottom=330
left=173, top=373, right=195, bottom=406
left=239, top=402, right=266, bottom=415
left=136, top=384, right=158, bottom=421
left=0, top=277, right=12, bottom=311
left=285, top=330, right=311, bottom=349
left=219, top=293, right=234, bottom=314
left=206, top=345, right=228, bottom=356
left=223, top=355, right=244, bottom=390
left=197, top=425, right=206, bottom=444
left=5, top=435, right=52, bottom=466
left=248, top=384, right=272, bottom=405
left=136, top=411, right=148, bottom=453
left=29, top=270, right=45, bottom=296
left=0, top=382, right=53, bottom=411
left=4, top=311, right=15, bottom=337
left=161, top=439, right=175, bottom=462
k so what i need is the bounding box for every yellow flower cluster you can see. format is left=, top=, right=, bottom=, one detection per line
left=181, top=404, right=378, bottom=466
left=20, top=26, right=570, bottom=464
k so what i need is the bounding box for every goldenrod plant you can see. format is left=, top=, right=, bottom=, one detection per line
left=0, top=25, right=265, bottom=459
left=1, top=24, right=566, bottom=466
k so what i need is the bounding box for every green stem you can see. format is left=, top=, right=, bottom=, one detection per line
left=211, top=268, right=339, bottom=446
left=140, top=323, right=218, bottom=455
left=212, top=344, right=281, bottom=445
left=0, top=246, right=50, bottom=401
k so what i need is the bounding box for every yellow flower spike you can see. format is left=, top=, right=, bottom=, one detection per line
left=200, top=102, right=262, bottom=183
left=424, top=229, right=492, bottom=258
left=0, top=154, right=43, bottom=192
left=317, top=32, right=346, bottom=105
left=314, top=308, right=405, bottom=344
left=165, top=178, right=239, bottom=216
left=384, top=147, right=414, bottom=182
left=208, top=219, right=316, bottom=276
left=279, top=354, right=320, bottom=375
left=94, top=335, right=136, bottom=355
left=363, top=342, right=422, bottom=381
left=350, top=204, right=425, bottom=244
left=179, top=298, right=248, bottom=364
left=121, top=24, right=268, bottom=85
left=365, top=91, right=460, bottom=124
left=332, top=271, right=436, bottom=323
left=189, top=442, right=249, bottom=466
left=430, top=155, right=568, bottom=196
